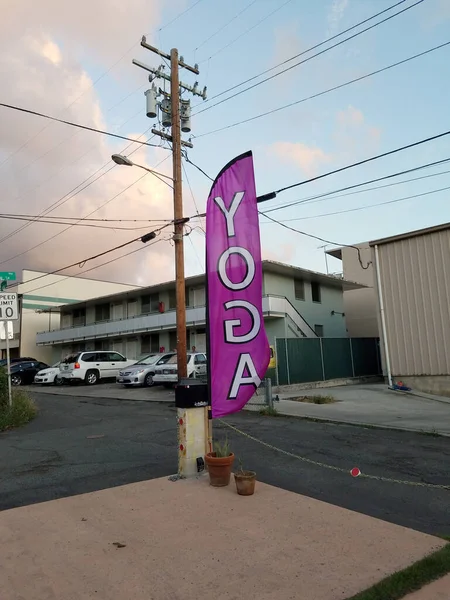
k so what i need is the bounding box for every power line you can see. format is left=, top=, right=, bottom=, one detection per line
left=5, top=224, right=171, bottom=291
left=0, top=103, right=167, bottom=148
left=196, top=0, right=410, bottom=106
left=0, top=214, right=158, bottom=230
left=193, top=0, right=424, bottom=116
left=0, top=129, right=156, bottom=246
left=201, top=0, right=294, bottom=62
left=182, top=161, right=205, bottom=232
left=196, top=40, right=450, bottom=138
left=0, top=152, right=171, bottom=266
left=194, top=0, right=259, bottom=53
left=271, top=129, right=450, bottom=197
left=157, top=0, right=205, bottom=32
left=259, top=211, right=371, bottom=269
left=0, top=213, right=171, bottom=223
left=264, top=156, right=450, bottom=213
left=21, top=238, right=168, bottom=297
left=265, top=183, right=450, bottom=223
left=183, top=153, right=214, bottom=181
left=0, top=41, right=142, bottom=172
left=0, top=108, right=152, bottom=245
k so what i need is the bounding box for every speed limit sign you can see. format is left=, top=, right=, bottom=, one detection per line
left=0, top=293, right=18, bottom=320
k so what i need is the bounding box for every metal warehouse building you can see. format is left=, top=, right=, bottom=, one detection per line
left=370, top=222, right=450, bottom=396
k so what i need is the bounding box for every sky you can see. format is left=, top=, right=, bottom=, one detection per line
left=0, top=0, right=449, bottom=290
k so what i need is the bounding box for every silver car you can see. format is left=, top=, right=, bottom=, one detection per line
left=116, top=352, right=175, bottom=388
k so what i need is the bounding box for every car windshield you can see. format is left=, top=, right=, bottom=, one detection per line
left=134, top=354, right=158, bottom=365
left=166, top=354, right=192, bottom=365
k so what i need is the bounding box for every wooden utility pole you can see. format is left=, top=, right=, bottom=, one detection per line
left=170, top=48, right=187, bottom=379
left=133, top=38, right=205, bottom=382
left=133, top=40, right=208, bottom=477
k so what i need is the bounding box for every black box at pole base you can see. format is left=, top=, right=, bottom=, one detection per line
left=175, top=378, right=208, bottom=409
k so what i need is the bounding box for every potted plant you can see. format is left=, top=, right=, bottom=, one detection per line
left=234, top=460, right=256, bottom=496
left=205, top=438, right=235, bottom=487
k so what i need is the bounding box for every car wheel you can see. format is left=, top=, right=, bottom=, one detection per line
left=85, top=370, right=99, bottom=385
left=144, top=373, right=154, bottom=387
left=11, top=374, right=22, bottom=386
left=54, top=375, right=63, bottom=386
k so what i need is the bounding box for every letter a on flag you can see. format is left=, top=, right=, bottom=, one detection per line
left=206, top=151, right=270, bottom=418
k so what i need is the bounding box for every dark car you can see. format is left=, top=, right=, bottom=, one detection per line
left=9, top=361, right=49, bottom=386
left=0, top=357, right=37, bottom=368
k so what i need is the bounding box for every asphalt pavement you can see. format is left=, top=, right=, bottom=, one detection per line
left=1, top=391, right=449, bottom=537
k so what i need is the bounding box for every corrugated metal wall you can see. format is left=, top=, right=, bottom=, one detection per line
left=376, top=229, right=450, bottom=376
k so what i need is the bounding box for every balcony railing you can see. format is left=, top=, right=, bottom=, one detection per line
left=36, top=295, right=316, bottom=345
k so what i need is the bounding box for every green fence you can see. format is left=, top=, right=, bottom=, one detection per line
left=274, top=337, right=381, bottom=386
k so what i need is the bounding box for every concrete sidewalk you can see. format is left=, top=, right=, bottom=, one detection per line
left=0, top=476, right=445, bottom=600
left=273, top=384, right=450, bottom=436
left=404, top=574, right=450, bottom=599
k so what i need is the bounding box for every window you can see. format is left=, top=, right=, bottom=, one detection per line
left=94, top=339, right=109, bottom=351
left=82, top=352, right=98, bottom=362
left=311, top=281, right=321, bottom=303
left=141, top=293, right=159, bottom=314
left=95, top=303, right=110, bottom=322
left=141, top=334, right=159, bottom=354
left=168, top=289, right=176, bottom=310
left=294, top=279, right=305, bottom=301
left=169, top=331, right=177, bottom=350
left=194, top=354, right=207, bottom=364
left=107, top=352, right=126, bottom=362
left=314, top=324, right=324, bottom=337
left=72, top=308, right=86, bottom=326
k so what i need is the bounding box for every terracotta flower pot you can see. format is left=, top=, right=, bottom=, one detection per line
left=234, top=471, right=256, bottom=496
left=205, top=452, right=235, bottom=487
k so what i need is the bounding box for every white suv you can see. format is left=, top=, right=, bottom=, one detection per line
left=153, top=352, right=207, bottom=387
left=59, top=351, right=135, bottom=385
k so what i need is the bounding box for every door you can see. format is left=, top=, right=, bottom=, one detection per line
left=193, top=332, right=206, bottom=352
left=106, top=352, right=128, bottom=378
left=126, top=338, right=138, bottom=361
left=95, top=352, right=111, bottom=378
left=127, top=301, right=137, bottom=318
left=193, top=287, right=205, bottom=307
left=113, top=302, right=124, bottom=321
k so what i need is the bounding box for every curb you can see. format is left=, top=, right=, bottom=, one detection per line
left=272, top=411, right=450, bottom=438
left=29, top=390, right=173, bottom=404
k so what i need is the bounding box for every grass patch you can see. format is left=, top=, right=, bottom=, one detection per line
left=292, top=394, right=336, bottom=404
left=259, top=406, right=279, bottom=417
left=0, top=390, right=37, bottom=432
left=346, top=543, right=450, bottom=600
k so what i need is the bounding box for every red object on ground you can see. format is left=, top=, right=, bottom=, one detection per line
left=351, top=467, right=361, bottom=478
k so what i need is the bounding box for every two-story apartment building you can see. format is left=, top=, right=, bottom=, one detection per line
left=1, top=270, right=138, bottom=363
left=35, top=261, right=364, bottom=362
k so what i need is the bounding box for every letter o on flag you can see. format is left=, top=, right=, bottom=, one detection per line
left=217, top=246, right=255, bottom=291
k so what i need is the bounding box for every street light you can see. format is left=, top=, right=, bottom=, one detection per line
left=111, top=154, right=174, bottom=188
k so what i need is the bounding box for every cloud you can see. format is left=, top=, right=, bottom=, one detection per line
left=271, top=22, right=302, bottom=69
left=327, top=0, right=349, bottom=35
left=337, top=105, right=364, bottom=127
left=263, top=242, right=296, bottom=264
left=0, top=1, right=190, bottom=288
left=333, top=105, right=381, bottom=159
left=272, top=141, right=331, bottom=177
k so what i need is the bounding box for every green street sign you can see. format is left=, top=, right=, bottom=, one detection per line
left=0, top=272, right=16, bottom=281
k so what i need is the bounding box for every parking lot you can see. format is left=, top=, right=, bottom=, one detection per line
left=1, top=390, right=449, bottom=537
